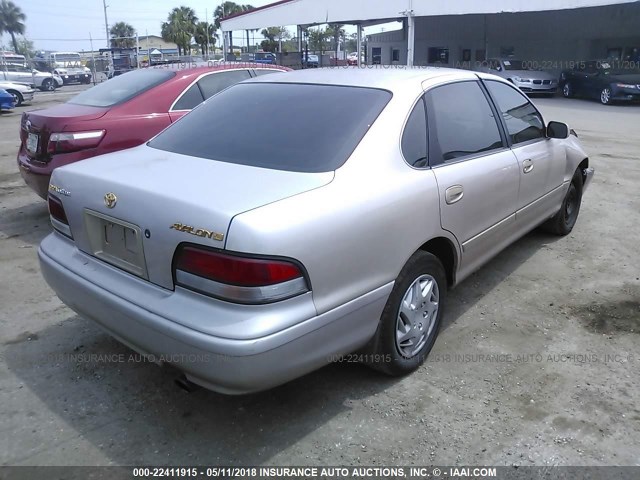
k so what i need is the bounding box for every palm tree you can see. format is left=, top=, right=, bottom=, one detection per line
left=194, top=21, right=216, bottom=56
left=109, top=22, right=136, bottom=49
left=161, top=6, right=198, bottom=56
left=213, top=2, right=254, bottom=55
left=0, top=0, right=26, bottom=54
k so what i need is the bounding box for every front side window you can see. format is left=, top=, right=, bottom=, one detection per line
left=425, top=81, right=503, bottom=164
left=485, top=80, right=545, bottom=145
left=197, top=70, right=251, bottom=99
left=401, top=97, right=428, bottom=167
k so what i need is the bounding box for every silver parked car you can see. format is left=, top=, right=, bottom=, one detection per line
left=39, top=68, right=594, bottom=394
left=479, top=59, right=559, bottom=95
left=1, top=64, right=63, bottom=92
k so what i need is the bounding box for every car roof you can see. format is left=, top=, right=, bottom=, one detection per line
left=148, top=61, right=289, bottom=74
left=246, top=66, right=478, bottom=91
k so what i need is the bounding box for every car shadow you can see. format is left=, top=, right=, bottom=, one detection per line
left=3, top=227, right=562, bottom=466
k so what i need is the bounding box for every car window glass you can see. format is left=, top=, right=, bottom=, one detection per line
left=401, top=97, right=428, bottom=167
left=172, top=83, right=205, bottom=110
left=426, top=81, right=503, bottom=164
left=197, top=70, right=251, bottom=99
left=485, top=80, right=545, bottom=145
left=69, top=69, right=175, bottom=107
left=149, top=83, right=392, bottom=173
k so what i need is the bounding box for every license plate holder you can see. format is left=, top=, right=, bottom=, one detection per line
left=27, top=133, right=38, bottom=153
left=84, top=210, right=148, bottom=278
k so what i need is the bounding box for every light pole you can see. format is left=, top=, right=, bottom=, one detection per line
left=103, top=0, right=110, bottom=48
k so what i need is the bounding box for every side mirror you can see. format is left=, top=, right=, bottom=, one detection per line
left=547, top=121, right=569, bottom=139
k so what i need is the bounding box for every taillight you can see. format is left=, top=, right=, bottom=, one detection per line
left=48, top=194, right=72, bottom=238
left=47, top=130, right=105, bottom=154
left=173, top=245, right=309, bottom=304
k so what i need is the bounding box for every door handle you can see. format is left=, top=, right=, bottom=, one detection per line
left=522, top=159, right=534, bottom=174
left=445, top=185, right=464, bottom=205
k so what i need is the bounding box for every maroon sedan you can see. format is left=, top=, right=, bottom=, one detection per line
left=18, top=63, right=289, bottom=199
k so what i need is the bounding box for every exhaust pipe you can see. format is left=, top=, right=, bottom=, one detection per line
left=175, top=374, right=201, bottom=393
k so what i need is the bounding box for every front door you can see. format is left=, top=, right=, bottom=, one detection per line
left=484, top=80, right=565, bottom=227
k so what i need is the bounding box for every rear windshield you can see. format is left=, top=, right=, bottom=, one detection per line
left=69, top=69, right=175, bottom=107
left=148, top=82, right=392, bottom=172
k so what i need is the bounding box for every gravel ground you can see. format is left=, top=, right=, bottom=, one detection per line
left=0, top=87, right=638, bottom=467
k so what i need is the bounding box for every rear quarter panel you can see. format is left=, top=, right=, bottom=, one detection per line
left=226, top=85, right=459, bottom=315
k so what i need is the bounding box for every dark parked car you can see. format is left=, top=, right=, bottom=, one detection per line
left=560, top=60, right=640, bottom=104
left=18, top=63, right=289, bottom=199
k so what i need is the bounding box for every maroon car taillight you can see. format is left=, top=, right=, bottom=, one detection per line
left=48, top=194, right=72, bottom=238
left=47, top=130, right=105, bottom=154
left=173, top=245, right=309, bottom=304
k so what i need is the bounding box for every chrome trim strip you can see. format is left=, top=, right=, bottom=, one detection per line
left=176, top=270, right=309, bottom=304
left=462, top=213, right=515, bottom=251
left=515, top=182, right=566, bottom=219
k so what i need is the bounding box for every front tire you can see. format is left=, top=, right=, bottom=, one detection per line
left=6, top=90, right=23, bottom=107
left=562, top=82, right=573, bottom=98
left=41, top=78, right=56, bottom=92
left=367, top=251, right=447, bottom=376
left=541, top=169, right=583, bottom=236
left=600, top=87, right=612, bottom=105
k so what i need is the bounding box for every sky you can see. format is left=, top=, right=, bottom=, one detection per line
left=3, top=0, right=397, bottom=53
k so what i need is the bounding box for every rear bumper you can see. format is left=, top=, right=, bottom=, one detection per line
left=17, top=150, right=51, bottom=199
left=38, top=233, right=390, bottom=394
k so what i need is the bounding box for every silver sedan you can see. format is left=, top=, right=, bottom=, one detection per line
left=479, top=58, right=559, bottom=95
left=39, top=68, right=594, bottom=394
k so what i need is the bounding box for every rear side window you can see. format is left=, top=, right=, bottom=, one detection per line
left=149, top=83, right=392, bottom=172
left=485, top=80, right=545, bottom=145
left=172, top=83, right=204, bottom=111
left=426, top=81, right=503, bottom=164
left=197, top=70, right=251, bottom=99
left=69, top=69, right=174, bottom=107
left=401, top=97, right=428, bottom=167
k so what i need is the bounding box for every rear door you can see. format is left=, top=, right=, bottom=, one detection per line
left=484, top=80, right=565, bottom=227
left=169, top=69, right=252, bottom=122
left=426, top=80, right=520, bottom=277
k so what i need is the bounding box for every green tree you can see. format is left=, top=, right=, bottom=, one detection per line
left=194, top=21, right=216, bottom=56
left=260, top=27, right=290, bottom=52
left=344, top=33, right=358, bottom=54
left=161, top=6, right=198, bottom=56
left=15, top=37, right=35, bottom=58
left=0, top=0, right=26, bottom=54
left=326, top=23, right=345, bottom=56
left=109, top=21, right=136, bottom=49
left=308, top=26, right=330, bottom=53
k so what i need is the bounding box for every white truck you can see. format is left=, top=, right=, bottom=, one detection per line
left=34, top=51, right=92, bottom=85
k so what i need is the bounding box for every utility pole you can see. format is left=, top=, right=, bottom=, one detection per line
left=103, top=0, right=110, bottom=48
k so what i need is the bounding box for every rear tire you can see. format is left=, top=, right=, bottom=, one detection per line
left=6, top=90, right=22, bottom=107
left=366, top=251, right=447, bottom=376
left=541, top=169, right=583, bottom=236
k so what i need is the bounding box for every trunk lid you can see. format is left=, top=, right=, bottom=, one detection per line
left=50, top=144, right=334, bottom=289
left=21, top=104, right=108, bottom=162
